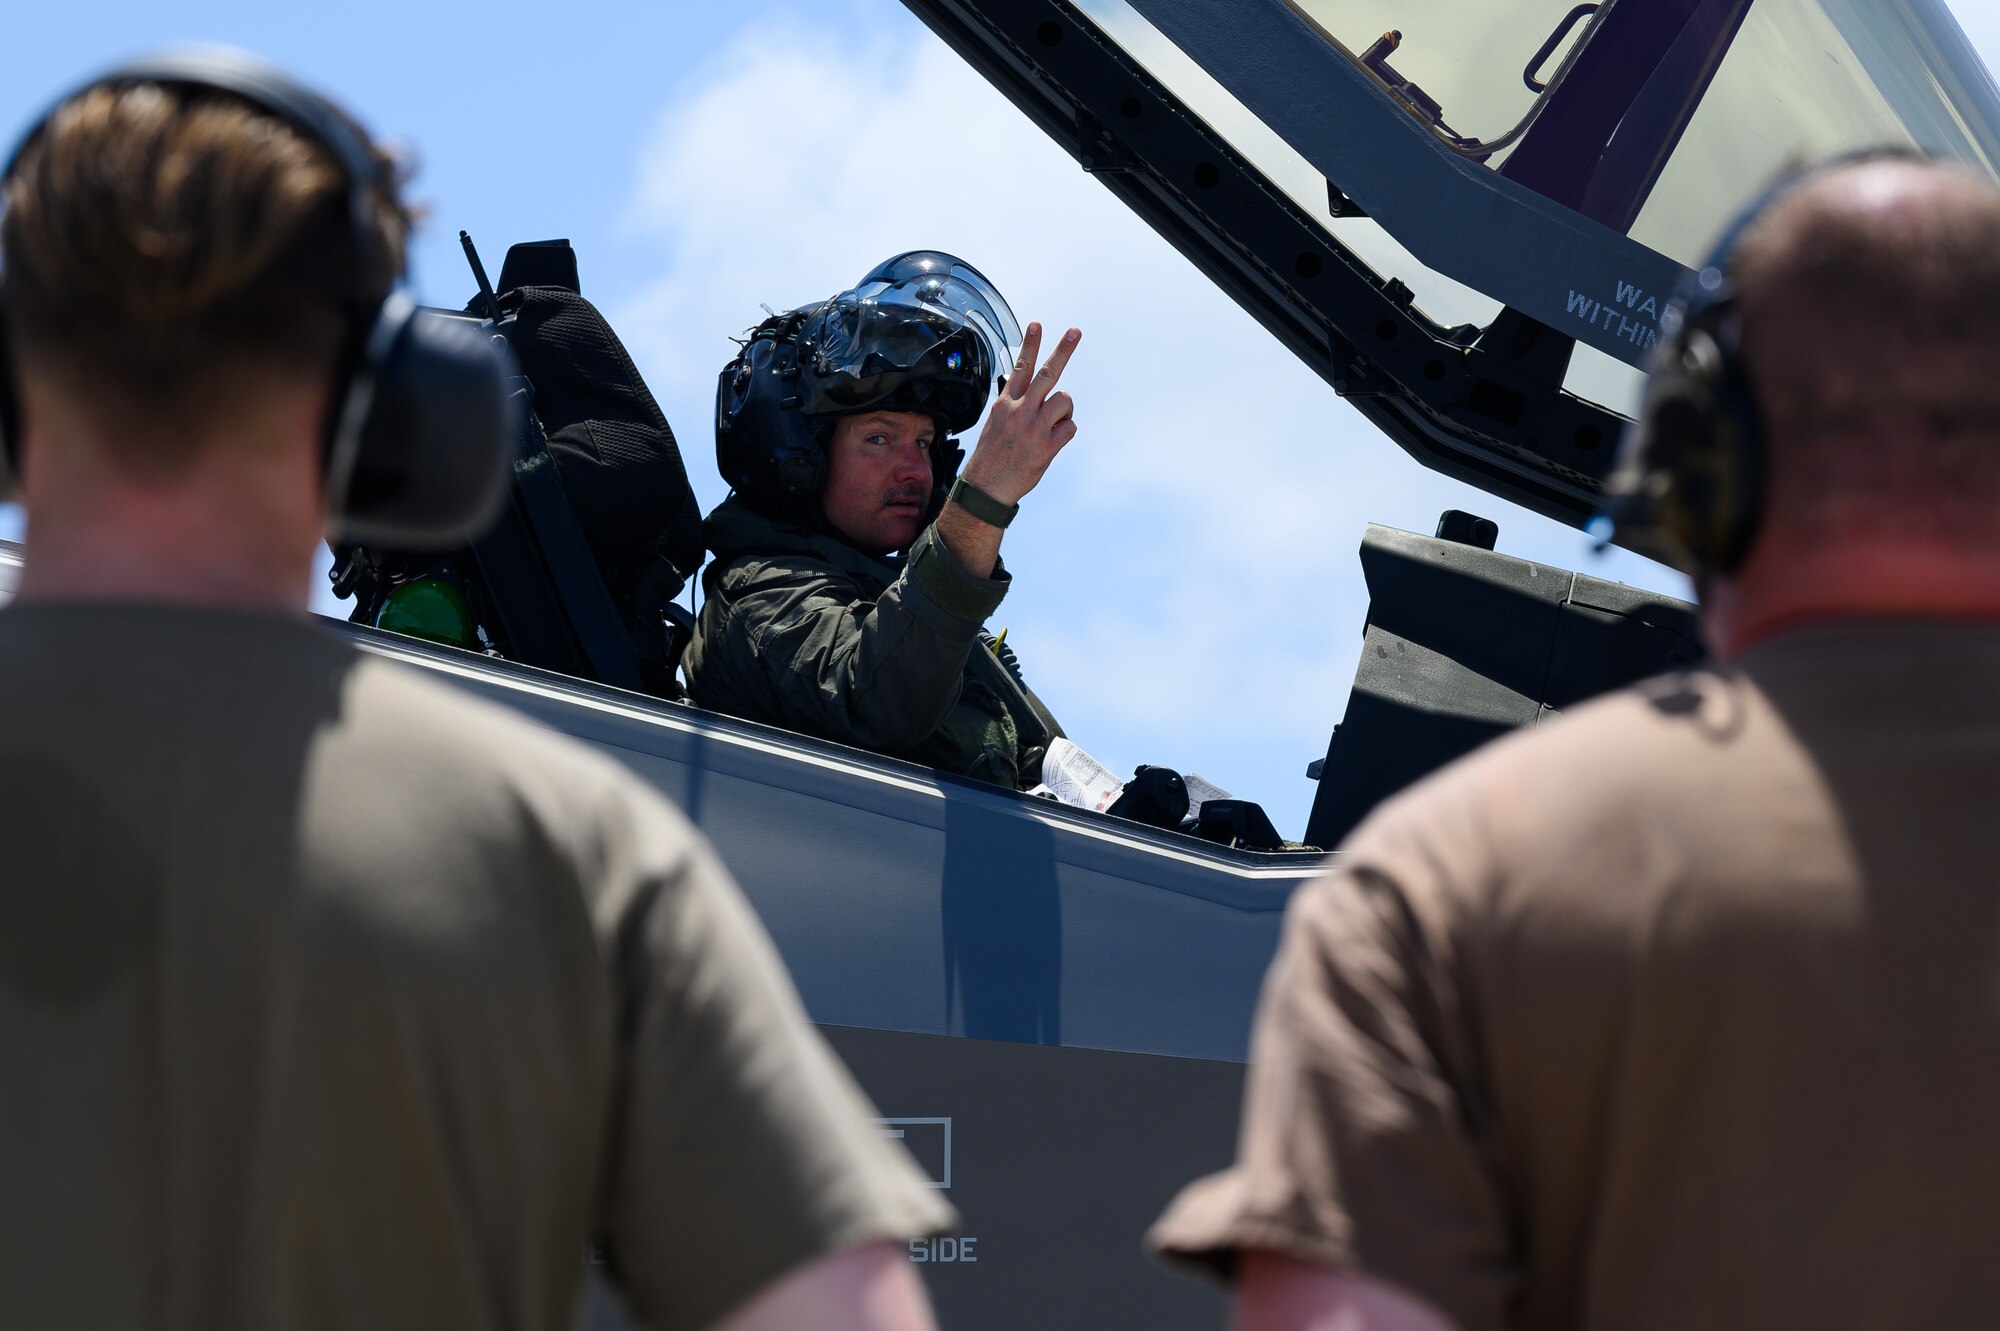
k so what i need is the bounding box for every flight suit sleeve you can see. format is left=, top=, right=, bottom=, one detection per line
left=591, top=781, right=953, bottom=1331
left=734, top=524, right=1009, bottom=754
left=1148, top=847, right=1519, bottom=1331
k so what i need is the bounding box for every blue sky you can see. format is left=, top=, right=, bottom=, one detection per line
left=3, top=1, right=1997, bottom=839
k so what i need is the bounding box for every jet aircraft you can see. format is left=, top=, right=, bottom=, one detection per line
left=3, top=2, right=1995, bottom=1324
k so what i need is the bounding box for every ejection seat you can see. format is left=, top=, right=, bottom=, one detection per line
left=333, top=239, right=705, bottom=699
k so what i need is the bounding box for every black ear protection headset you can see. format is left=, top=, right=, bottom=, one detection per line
left=1603, top=146, right=1930, bottom=580
left=0, top=46, right=513, bottom=550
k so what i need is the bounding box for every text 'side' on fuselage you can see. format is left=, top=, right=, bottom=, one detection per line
left=4, top=6, right=1997, bottom=1330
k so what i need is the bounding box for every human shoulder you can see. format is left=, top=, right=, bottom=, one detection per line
left=704, top=498, right=886, bottom=598
left=339, top=645, right=607, bottom=766
left=333, top=648, right=705, bottom=882
left=1371, top=664, right=1751, bottom=836
left=708, top=545, right=870, bottom=601
left=1457, top=665, right=1752, bottom=805
left=1310, top=666, right=1760, bottom=935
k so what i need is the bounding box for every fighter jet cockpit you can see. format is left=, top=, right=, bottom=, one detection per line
left=289, top=0, right=2000, bottom=859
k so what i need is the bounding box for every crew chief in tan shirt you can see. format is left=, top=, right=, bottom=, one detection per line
left=0, top=53, right=948, bottom=1331
left=1153, top=158, right=2000, bottom=1330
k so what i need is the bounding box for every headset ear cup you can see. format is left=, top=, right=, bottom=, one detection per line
left=325, top=301, right=515, bottom=550
left=1612, top=320, right=1763, bottom=578
left=1671, top=331, right=1735, bottom=571
left=1704, top=350, right=1765, bottom=577
left=1652, top=391, right=1723, bottom=568
left=1609, top=375, right=1706, bottom=576
left=0, top=308, right=19, bottom=501
left=776, top=452, right=820, bottom=495
left=1660, top=328, right=1763, bottom=577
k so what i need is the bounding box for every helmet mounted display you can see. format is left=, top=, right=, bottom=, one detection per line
left=839, top=249, right=1024, bottom=420
left=715, top=251, right=1021, bottom=524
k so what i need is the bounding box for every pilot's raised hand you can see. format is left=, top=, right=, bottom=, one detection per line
left=959, top=321, right=1081, bottom=505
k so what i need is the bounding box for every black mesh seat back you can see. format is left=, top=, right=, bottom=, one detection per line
left=496, top=283, right=704, bottom=608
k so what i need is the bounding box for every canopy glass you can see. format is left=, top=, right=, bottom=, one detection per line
left=1083, top=0, right=2000, bottom=412
left=1289, top=0, right=2000, bottom=264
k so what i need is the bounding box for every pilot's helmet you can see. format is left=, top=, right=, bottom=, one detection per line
left=715, top=251, right=1021, bottom=521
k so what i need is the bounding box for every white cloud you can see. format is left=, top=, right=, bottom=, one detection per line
left=609, top=5, right=1690, bottom=839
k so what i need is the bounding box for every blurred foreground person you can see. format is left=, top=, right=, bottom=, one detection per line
left=1150, top=154, right=2000, bottom=1330
left=0, top=50, right=947, bottom=1331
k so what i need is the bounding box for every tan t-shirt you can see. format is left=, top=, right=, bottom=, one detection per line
left=1154, top=621, right=2000, bottom=1331
left=0, top=603, right=950, bottom=1331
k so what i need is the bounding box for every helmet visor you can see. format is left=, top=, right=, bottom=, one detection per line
left=800, top=298, right=989, bottom=430
left=794, top=253, right=1020, bottom=433
left=849, top=251, right=1024, bottom=381
left=809, top=296, right=978, bottom=386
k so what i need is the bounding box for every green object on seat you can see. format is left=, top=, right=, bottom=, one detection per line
left=374, top=576, right=479, bottom=650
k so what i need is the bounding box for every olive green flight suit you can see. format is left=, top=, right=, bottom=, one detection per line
left=682, top=497, right=1061, bottom=788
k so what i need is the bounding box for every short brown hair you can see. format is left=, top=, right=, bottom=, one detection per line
left=1, top=80, right=413, bottom=460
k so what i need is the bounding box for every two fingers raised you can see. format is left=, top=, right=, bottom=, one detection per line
left=1007, top=322, right=1082, bottom=409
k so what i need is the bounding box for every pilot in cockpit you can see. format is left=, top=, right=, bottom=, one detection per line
left=681, top=252, right=1080, bottom=790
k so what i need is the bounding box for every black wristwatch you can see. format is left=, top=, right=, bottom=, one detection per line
left=948, top=476, right=1019, bottom=529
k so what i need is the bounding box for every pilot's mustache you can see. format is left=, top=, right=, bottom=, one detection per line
left=880, top=483, right=930, bottom=508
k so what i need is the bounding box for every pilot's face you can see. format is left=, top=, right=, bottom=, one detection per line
left=820, top=410, right=937, bottom=554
